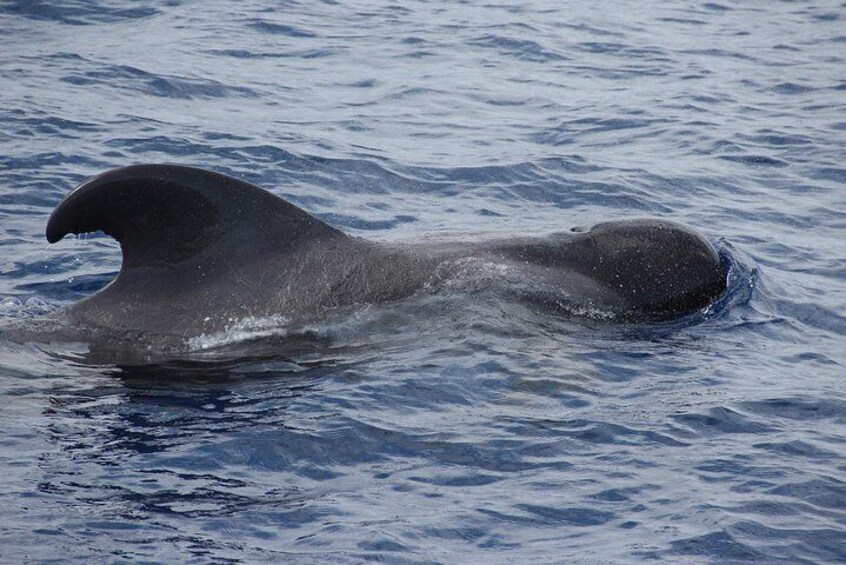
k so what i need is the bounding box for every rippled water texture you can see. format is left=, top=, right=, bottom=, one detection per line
left=1, top=1, right=845, bottom=563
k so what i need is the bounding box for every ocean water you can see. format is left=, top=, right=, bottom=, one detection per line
left=1, top=0, right=845, bottom=563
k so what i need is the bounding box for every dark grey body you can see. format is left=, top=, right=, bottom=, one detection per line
left=46, top=165, right=727, bottom=338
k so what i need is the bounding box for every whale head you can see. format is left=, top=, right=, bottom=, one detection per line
left=562, top=218, right=728, bottom=319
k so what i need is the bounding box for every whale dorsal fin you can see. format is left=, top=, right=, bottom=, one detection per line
left=46, top=164, right=345, bottom=269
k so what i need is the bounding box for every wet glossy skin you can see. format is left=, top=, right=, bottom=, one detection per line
left=47, top=165, right=728, bottom=337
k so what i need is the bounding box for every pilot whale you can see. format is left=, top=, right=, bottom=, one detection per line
left=46, top=164, right=728, bottom=338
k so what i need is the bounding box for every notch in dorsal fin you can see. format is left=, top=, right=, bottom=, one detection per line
left=46, top=164, right=345, bottom=269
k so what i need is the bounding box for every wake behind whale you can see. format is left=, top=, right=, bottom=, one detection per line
left=40, top=164, right=728, bottom=352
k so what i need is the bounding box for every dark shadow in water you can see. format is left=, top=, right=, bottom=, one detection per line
left=30, top=350, right=358, bottom=563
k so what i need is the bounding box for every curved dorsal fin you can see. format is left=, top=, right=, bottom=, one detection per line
left=46, top=164, right=345, bottom=269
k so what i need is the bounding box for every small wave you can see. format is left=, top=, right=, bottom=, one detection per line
left=468, top=34, right=567, bottom=63
left=248, top=20, right=317, bottom=38
left=0, top=297, right=60, bottom=319
left=718, top=154, right=789, bottom=168
left=3, top=0, right=160, bottom=25
left=61, top=65, right=259, bottom=100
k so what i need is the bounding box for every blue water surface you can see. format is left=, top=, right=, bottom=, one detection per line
left=1, top=1, right=845, bottom=563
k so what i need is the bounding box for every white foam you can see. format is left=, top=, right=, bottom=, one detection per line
left=185, top=314, right=293, bottom=351
left=557, top=300, right=619, bottom=321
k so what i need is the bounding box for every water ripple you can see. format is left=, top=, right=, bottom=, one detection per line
left=1, top=0, right=844, bottom=563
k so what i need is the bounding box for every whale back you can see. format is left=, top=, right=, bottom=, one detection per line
left=46, top=164, right=349, bottom=335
